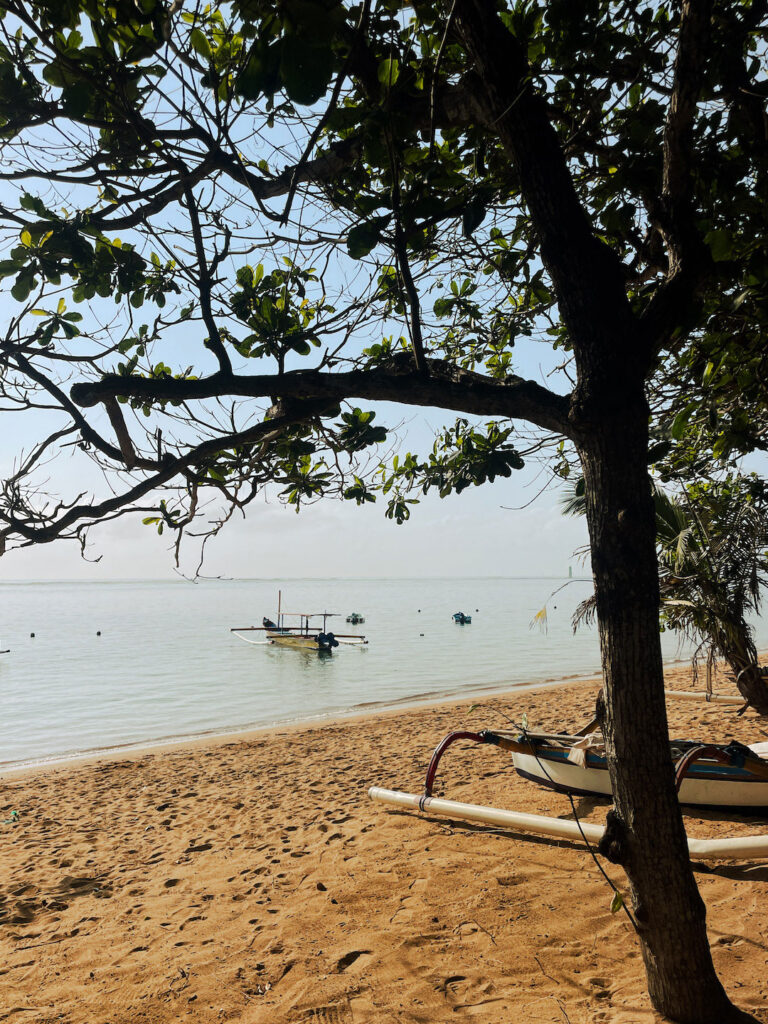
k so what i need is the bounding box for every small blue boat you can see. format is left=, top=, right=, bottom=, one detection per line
left=453, top=612, right=472, bottom=624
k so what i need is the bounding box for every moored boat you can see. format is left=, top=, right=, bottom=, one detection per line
left=453, top=611, right=472, bottom=624
left=346, top=612, right=365, bottom=624
left=231, top=592, right=367, bottom=654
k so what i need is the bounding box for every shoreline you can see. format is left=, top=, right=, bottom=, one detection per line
left=0, top=670, right=604, bottom=780
left=0, top=651, right=738, bottom=779
left=3, top=648, right=712, bottom=778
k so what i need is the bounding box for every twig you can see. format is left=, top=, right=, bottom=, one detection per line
left=428, top=0, right=459, bottom=157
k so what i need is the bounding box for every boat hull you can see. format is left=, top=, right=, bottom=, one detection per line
left=512, top=750, right=768, bottom=809
left=266, top=632, right=329, bottom=651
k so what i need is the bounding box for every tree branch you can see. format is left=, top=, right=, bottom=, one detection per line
left=661, top=0, right=713, bottom=273
left=70, top=360, right=572, bottom=438
left=182, top=185, right=233, bottom=375
left=640, top=0, right=714, bottom=353
left=0, top=401, right=332, bottom=546
left=453, top=0, right=641, bottom=390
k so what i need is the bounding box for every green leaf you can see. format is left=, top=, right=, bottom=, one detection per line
left=647, top=440, right=672, bottom=464
left=0, top=259, right=20, bottom=278
left=462, top=199, right=487, bottom=239
left=670, top=402, right=697, bottom=440
left=377, top=57, right=399, bottom=87
left=236, top=41, right=280, bottom=101
left=11, top=269, right=35, bottom=302
left=61, top=81, right=93, bottom=117
left=610, top=891, right=624, bottom=914
left=280, top=35, right=334, bottom=106
left=190, top=28, right=212, bottom=59
left=347, top=216, right=389, bottom=260
left=705, top=229, right=733, bottom=263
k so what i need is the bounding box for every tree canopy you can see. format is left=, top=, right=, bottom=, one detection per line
left=0, top=0, right=763, bottom=554
left=2, top=1, right=768, bottom=1021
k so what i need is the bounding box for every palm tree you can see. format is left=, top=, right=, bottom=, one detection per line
left=564, top=474, right=768, bottom=714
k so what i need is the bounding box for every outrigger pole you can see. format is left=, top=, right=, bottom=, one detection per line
left=367, top=787, right=768, bottom=861
left=230, top=627, right=365, bottom=639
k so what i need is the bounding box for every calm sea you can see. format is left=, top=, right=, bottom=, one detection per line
left=2, top=577, right=763, bottom=769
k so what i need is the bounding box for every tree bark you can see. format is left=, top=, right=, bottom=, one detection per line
left=719, top=635, right=768, bottom=715
left=576, top=390, right=737, bottom=1023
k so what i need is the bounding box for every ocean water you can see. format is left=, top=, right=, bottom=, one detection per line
left=1, top=577, right=762, bottom=769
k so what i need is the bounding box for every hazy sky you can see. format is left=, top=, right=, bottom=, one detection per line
left=0, top=418, right=590, bottom=581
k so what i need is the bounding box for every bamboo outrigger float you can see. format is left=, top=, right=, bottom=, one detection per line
left=231, top=591, right=367, bottom=654
left=367, top=787, right=768, bottom=861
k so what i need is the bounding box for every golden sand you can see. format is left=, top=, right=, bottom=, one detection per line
left=2, top=663, right=768, bottom=1023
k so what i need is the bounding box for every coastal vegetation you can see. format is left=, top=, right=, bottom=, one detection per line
left=563, top=473, right=768, bottom=711
left=0, top=1, right=766, bottom=1020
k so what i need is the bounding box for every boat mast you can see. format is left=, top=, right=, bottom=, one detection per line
left=278, top=589, right=282, bottom=630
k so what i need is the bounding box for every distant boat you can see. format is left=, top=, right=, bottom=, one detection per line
left=346, top=612, right=365, bottom=624
left=231, top=592, right=367, bottom=654
left=453, top=612, right=472, bottom=624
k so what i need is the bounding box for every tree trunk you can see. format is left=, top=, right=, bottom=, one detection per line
left=451, top=3, right=747, bottom=1017
left=730, top=663, right=768, bottom=714
left=717, top=626, right=768, bottom=714
left=577, top=396, right=739, bottom=1023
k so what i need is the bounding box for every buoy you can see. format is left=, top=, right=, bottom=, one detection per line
left=420, top=633, right=424, bottom=637
left=97, top=631, right=101, bottom=636
left=30, top=632, right=35, bottom=638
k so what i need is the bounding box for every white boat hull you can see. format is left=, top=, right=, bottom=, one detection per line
left=512, top=751, right=768, bottom=809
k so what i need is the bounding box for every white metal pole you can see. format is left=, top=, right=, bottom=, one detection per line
left=368, top=787, right=768, bottom=861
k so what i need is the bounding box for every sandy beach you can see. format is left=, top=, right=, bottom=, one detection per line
left=2, top=664, right=768, bottom=1024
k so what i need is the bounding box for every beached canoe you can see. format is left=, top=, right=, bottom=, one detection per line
left=424, top=728, right=768, bottom=810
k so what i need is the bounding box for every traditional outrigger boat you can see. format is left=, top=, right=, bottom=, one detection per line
left=368, top=721, right=768, bottom=861
left=231, top=592, right=367, bottom=654
left=418, top=726, right=768, bottom=809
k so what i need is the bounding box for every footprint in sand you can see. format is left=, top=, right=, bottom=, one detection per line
left=437, top=974, right=502, bottom=1016
left=299, top=1004, right=347, bottom=1022
left=389, top=878, right=427, bottom=924
left=336, top=950, right=372, bottom=973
